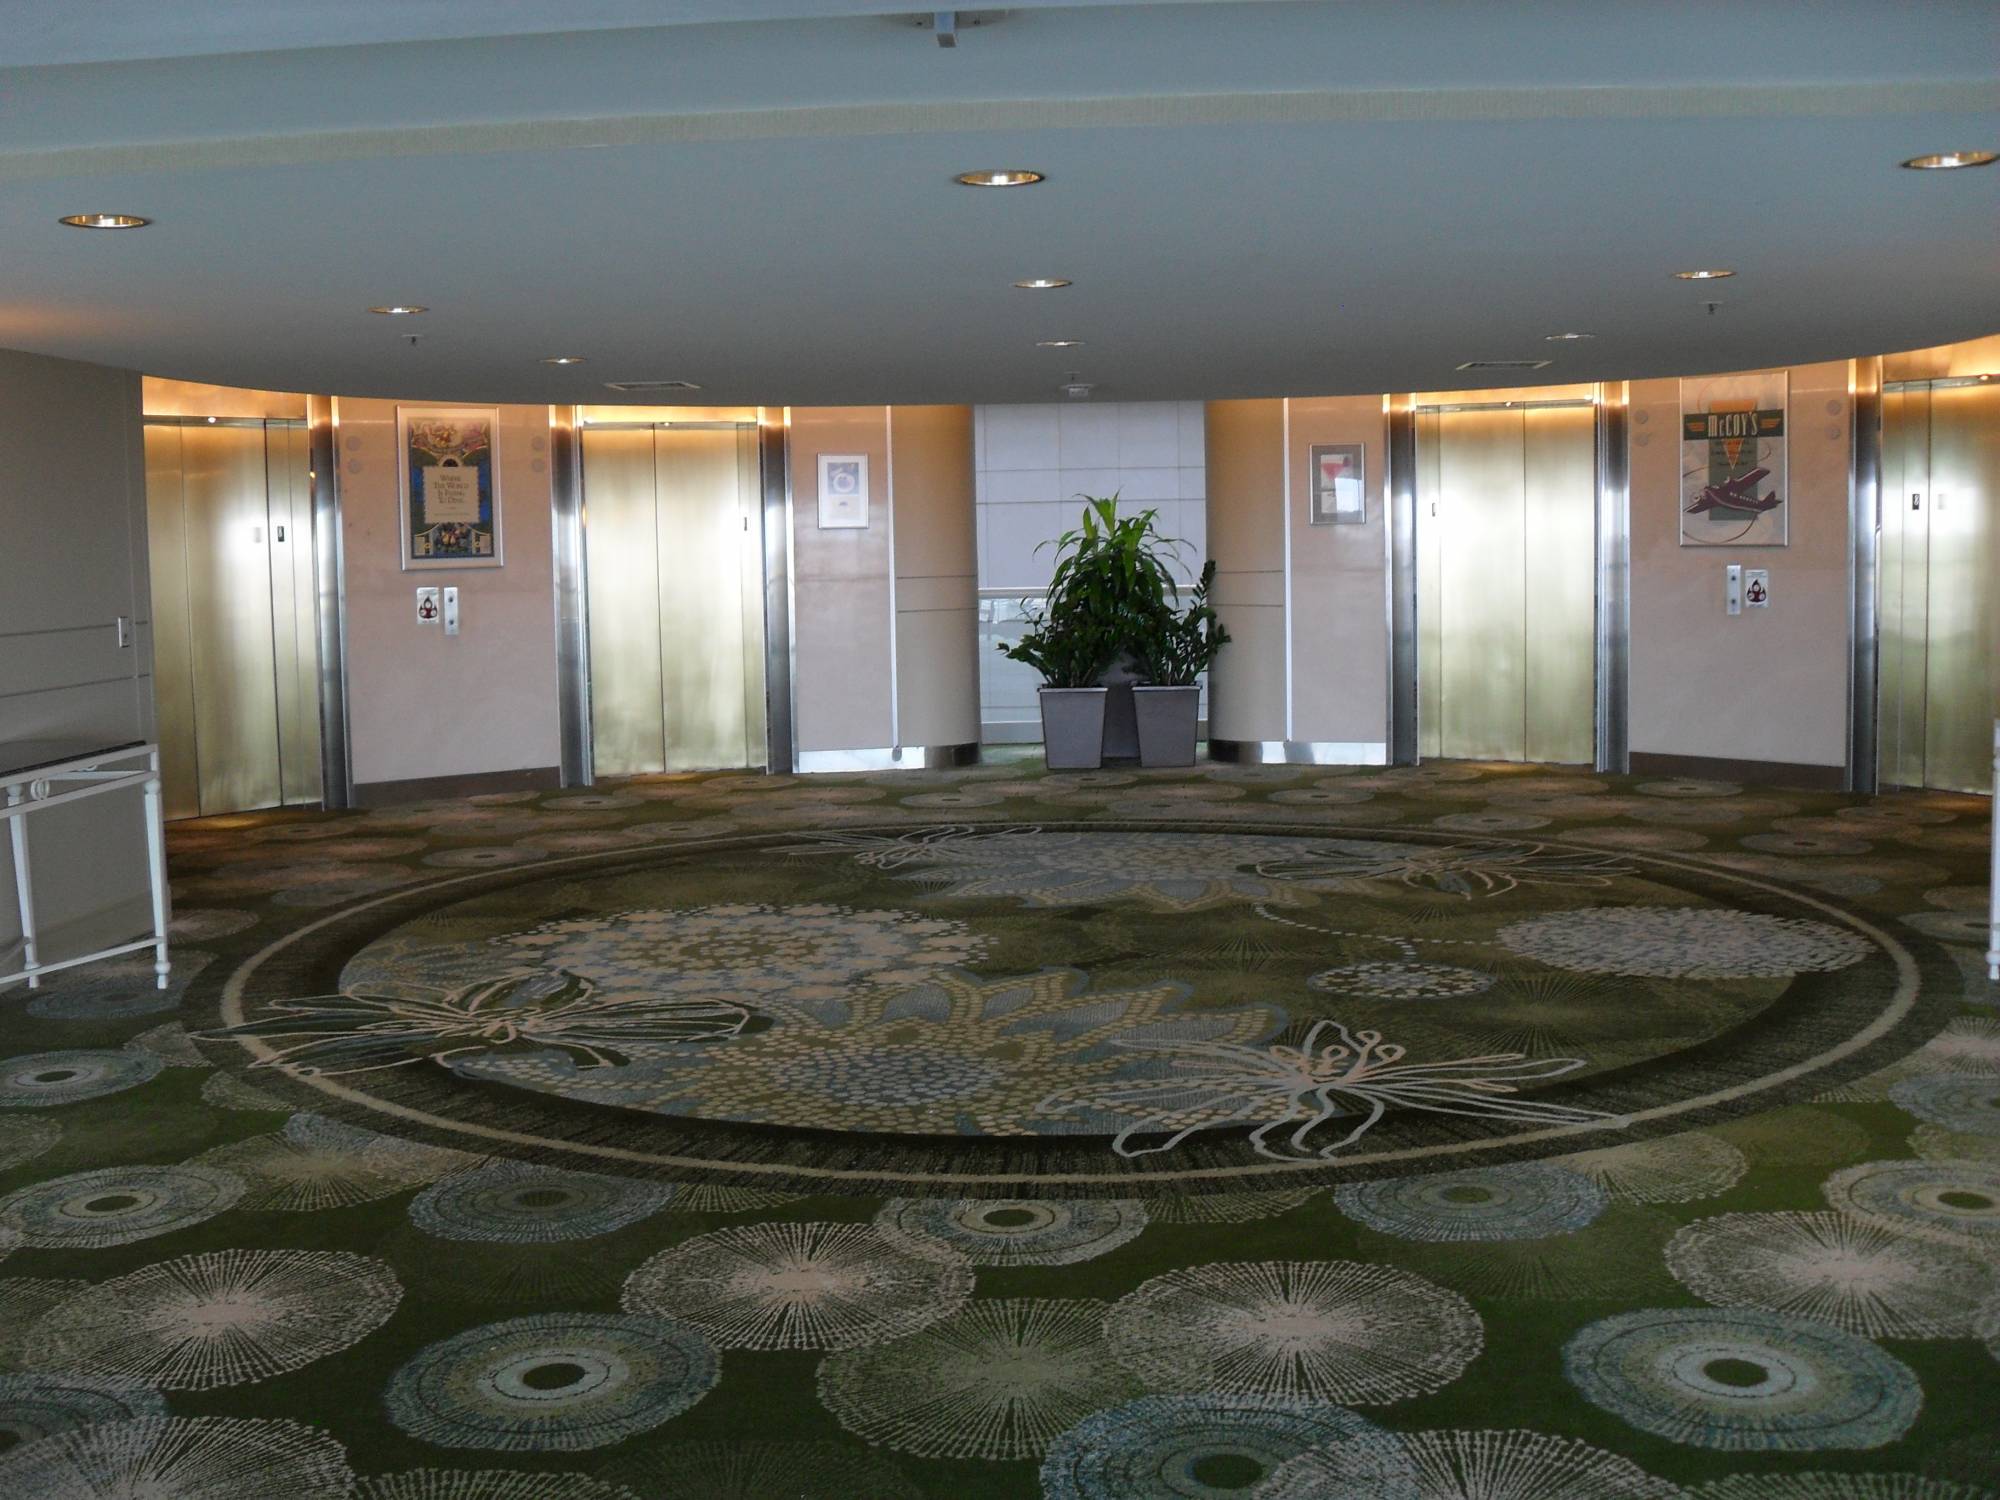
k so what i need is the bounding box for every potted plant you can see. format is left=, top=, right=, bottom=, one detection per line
left=999, top=496, right=1186, bottom=769
left=1132, top=559, right=1230, bottom=767
left=998, top=594, right=1117, bottom=768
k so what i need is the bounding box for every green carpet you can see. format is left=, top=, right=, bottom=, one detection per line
left=1, top=755, right=1996, bottom=1497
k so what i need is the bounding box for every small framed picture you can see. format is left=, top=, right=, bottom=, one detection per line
left=1309, top=443, right=1366, bottom=526
left=398, top=406, right=503, bottom=568
left=817, top=453, right=870, bottom=529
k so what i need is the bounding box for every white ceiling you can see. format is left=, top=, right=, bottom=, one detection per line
left=0, top=1, right=1994, bottom=405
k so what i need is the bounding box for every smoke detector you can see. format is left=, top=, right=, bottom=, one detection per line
left=1059, top=376, right=1095, bottom=400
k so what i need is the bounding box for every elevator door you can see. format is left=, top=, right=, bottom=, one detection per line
left=144, top=420, right=322, bottom=819
left=1416, top=404, right=1596, bottom=763
left=584, top=424, right=767, bottom=776
left=1879, top=379, right=1998, bottom=794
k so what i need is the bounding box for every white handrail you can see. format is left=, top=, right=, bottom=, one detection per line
left=1989, top=720, right=1999, bottom=982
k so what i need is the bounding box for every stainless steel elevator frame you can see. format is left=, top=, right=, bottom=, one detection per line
left=1395, top=391, right=1622, bottom=769
left=550, top=408, right=593, bottom=787
left=308, top=397, right=352, bottom=809
left=1386, top=397, right=1420, bottom=765
left=758, top=413, right=795, bottom=775
left=1847, top=358, right=1882, bottom=794
left=561, top=417, right=793, bottom=781
left=1594, top=382, right=1631, bottom=774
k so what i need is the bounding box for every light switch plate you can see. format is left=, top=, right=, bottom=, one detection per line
left=442, top=586, right=460, bottom=636
left=1725, top=564, right=1742, bottom=616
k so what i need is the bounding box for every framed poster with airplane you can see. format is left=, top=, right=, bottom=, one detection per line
left=1679, top=371, right=1787, bottom=547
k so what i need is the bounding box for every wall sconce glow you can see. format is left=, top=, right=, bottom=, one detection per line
left=368, top=305, right=428, bottom=315
left=1036, top=339, right=1085, bottom=348
left=955, top=169, right=1045, bottom=187
left=1545, top=331, right=1595, bottom=341
left=540, top=356, right=587, bottom=365
left=1672, top=270, right=1734, bottom=281
left=1014, top=278, right=1072, bottom=290
left=1900, top=150, right=1996, bottom=170
left=59, top=213, right=150, bottom=229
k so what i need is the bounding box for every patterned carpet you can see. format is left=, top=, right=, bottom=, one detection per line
left=1, top=754, right=1996, bottom=1498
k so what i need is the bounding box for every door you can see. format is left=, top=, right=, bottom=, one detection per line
left=144, top=419, right=322, bottom=818
left=584, top=424, right=768, bottom=776
left=1879, top=379, right=1998, bottom=793
left=1417, top=402, right=1596, bottom=763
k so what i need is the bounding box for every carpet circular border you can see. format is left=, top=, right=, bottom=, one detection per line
left=200, top=820, right=1950, bottom=1195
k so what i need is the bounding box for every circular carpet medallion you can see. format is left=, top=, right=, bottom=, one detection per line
left=200, top=821, right=1943, bottom=1192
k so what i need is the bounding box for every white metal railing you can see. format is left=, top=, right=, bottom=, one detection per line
left=2, top=743, right=170, bottom=992
left=1989, top=720, right=1999, bottom=982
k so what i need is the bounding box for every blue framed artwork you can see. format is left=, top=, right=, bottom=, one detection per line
left=398, top=406, right=503, bottom=568
left=816, top=453, right=870, bottom=529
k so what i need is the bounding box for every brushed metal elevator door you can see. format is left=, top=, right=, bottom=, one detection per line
left=266, top=423, right=322, bottom=807
left=1524, top=406, right=1598, bottom=763
left=1878, top=387, right=1930, bottom=790
left=1438, top=408, right=1527, bottom=760
left=583, top=428, right=666, bottom=774
left=584, top=425, right=767, bottom=777
left=1880, top=381, right=1997, bottom=793
left=144, top=426, right=203, bottom=820
left=1417, top=406, right=1596, bottom=763
left=143, top=421, right=322, bottom=818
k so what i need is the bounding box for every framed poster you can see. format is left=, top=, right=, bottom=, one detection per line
left=817, top=453, right=870, bottom=529
left=399, top=406, right=502, bottom=568
left=1679, top=372, right=1787, bottom=546
left=1309, top=443, right=1366, bottom=525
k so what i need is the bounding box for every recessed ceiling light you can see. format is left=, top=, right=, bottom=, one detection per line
left=1544, top=331, right=1595, bottom=341
left=540, top=355, right=587, bottom=365
left=1036, top=339, right=1085, bottom=348
left=368, top=304, right=428, bottom=315
left=58, top=213, right=150, bottom=229
left=1900, top=150, right=1996, bottom=170
left=1014, top=278, right=1072, bottom=290
left=1672, top=269, right=1734, bottom=280
left=955, top=169, right=1045, bottom=187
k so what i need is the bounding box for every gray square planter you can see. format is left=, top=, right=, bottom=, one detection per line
left=1038, top=686, right=1109, bottom=770
left=1134, top=684, right=1201, bottom=767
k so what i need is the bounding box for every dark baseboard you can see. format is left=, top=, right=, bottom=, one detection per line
left=1628, top=751, right=1846, bottom=791
left=353, top=765, right=562, bottom=807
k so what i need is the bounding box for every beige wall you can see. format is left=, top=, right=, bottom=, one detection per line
left=1206, top=397, right=1389, bottom=752
left=1629, top=362, right=1853, bottom=768
left=891, top=405, right=980, bottom=748
left=1286, top=396, right=1390, bottom=748
left=0, top=347, right=154, bottom=959
left=141, top=378, right=306, bottom=420
left=1205, top=400, right=1287, bottom=742
left=790, top=407, right=896, bottom=754
left=789, top=405, right=978, bottom=758
left=335, top=399, right=561, bottom=789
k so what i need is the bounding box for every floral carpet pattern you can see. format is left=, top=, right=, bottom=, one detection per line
left=0, top=752, right=1995, bottom=1497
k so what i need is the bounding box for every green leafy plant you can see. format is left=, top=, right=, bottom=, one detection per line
left=995, top=594, right=1120, bottom=688
left=1135, top=558, right=1230, bottom=686
left=998, top=494, right=1189, bottom=688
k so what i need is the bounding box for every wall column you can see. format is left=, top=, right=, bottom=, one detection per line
left=789, top=405, right=978, bottom=771
left=1205, top=397, right=1390, bottom=763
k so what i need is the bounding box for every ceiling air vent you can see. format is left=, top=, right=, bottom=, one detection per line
left=1454, top=360, right=1554, bottom=372
left=603, top=379, right=703, bottom=393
